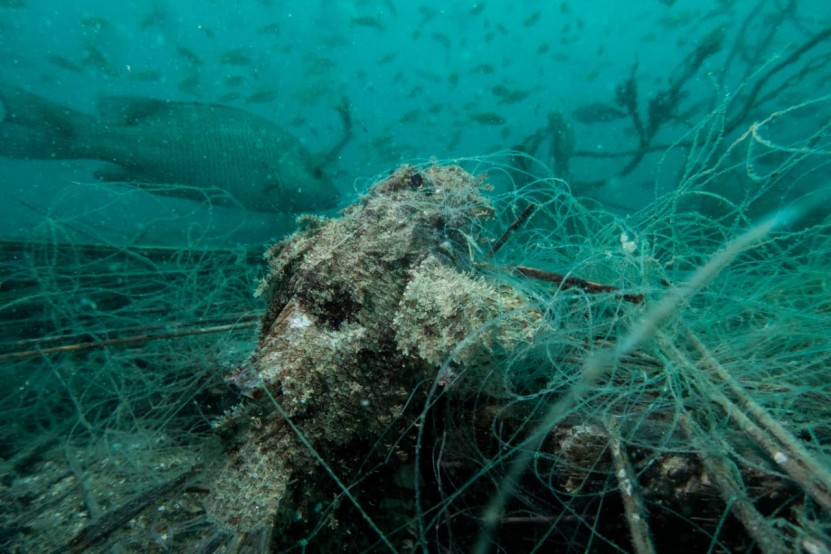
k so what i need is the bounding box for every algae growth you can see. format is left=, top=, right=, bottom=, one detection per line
left=207, top=163, right=546, bottom=538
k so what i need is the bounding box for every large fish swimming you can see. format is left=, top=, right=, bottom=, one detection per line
left=0, top=84, right=342, bottom=213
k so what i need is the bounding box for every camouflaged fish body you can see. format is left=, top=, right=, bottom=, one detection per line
left=0, top=85, right=338, bottom=213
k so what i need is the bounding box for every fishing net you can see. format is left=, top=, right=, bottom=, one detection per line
left=222, top=93, right=827, bottom=552
left=0, top=105, right=828, bottom=553
left=6, top=90, right=829, bottom=553
left=0, top=194, right=265, bottom=550
left=2, top=20, right=831, bottom=554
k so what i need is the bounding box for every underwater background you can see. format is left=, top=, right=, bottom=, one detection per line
left=1, top=1, right=830, bottom=552
left=0, top=0, right=825, bottom=244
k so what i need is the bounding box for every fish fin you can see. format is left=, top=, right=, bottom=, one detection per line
left=97, top=96, right=172, bottom=125
left=93, top=167, right=239, bottom=207
left=0, top=84, right=88, bottom=159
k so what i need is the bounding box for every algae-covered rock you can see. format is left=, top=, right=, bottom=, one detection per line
left=207, top=164, right=545, bottom=538
left=394, top=255, right=541, bottom=367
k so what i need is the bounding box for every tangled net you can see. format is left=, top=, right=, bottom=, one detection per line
left=1, top=88, right=830, bottom=553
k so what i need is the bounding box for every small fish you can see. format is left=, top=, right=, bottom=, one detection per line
left=224, top=75, right=245, bottom=88
left=257, top=23, right=281, bottom=35
left=198, top=25, right=215, bottom=39
left=584, top=68, right=602, bottom=82
left=572, top=102, right=627, bottom=124
left=351, top=16, right=385, bottom=31
left=138, top=6, right=163, bottom=30
left=469, top=112, right=506, bottom=125
left=310, top=56, right=337, bottom=69
left=245, top=90, right=279, bottom=104
left=82, top=44, right=116, bottom=76
left=178, top=75, right=200, bottom=95
left=492, top=84, right=532, bottom=103
left=220, top=48, right=252, bottom=66
left=79, top=16, right=113, bottom=32
left=523, top=11, right=541, bottom=27
left=536, top=43, right=550, bottom=55
left=378, top=53, right=396, bottom=64
left=399, top=109, right=420, bottom=123
left=470, top=63, right=496, bottom=74
left=176, top=46, right=203, bottom=68
left=47, top=55, right=83, bottom=72
left=499, top=90, right=531, bottom=104
left=293, top=83, right=328, bottom=106
left=417, top=6, right=437, bottom=24
left=0, top=0, right=27, bottom=7
left=128, top=69, right=162, bottom=82
left=416, top=70, right=442, bottom=83
left=431, top=32, right=451, bottom=49
left=0, top=85, right=340, bottom=213
left=492, top=85, right=511, bottom=98
left=469, top=3, right=485, bottom=16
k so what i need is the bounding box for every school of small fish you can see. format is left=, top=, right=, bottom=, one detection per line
left=0, top=0, right=733, bottom=212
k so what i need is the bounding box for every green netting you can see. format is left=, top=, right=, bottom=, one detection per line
left=1, top=42, right=830, bottom=554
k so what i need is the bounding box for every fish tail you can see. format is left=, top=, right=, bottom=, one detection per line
left=0, top=84, right=92, bottom=159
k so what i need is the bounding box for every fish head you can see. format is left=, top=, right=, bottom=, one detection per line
left=265, top=154, right=340, bottom=213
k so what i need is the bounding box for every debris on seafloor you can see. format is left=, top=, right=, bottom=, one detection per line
left=206, top=164, right=547, bottom=543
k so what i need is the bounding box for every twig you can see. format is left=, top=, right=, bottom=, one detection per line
left=681, top=328, right=831, bottom=513
left=512, top=265, right=644, bottom=304
left=605, top=419, right=656, bottom=554
left=678, top=413, right=789, bottom=554
left=2, top=312, right=258, bottom=350
left=727, top=25, right=831, bottom=134
left=0, top=321, right=258, bottom=362
left=486, top=203, right=536, bottom=260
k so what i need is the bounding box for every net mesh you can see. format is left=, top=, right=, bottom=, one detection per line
left=1, top=14, right=830, bottom=554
